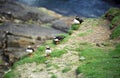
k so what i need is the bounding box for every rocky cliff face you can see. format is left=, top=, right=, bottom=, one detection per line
left=0, top=0, right=71, bottom=50
left=0, top=0, right=71, bottom=77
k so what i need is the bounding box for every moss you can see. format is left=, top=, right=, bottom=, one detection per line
left=111, top=25, right=120, bottom=39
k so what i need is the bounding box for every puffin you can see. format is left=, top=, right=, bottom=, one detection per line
left=26, top=46, right=34, bottom=57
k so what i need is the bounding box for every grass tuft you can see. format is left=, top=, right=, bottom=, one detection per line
left=62, top=67, right=71, bottom=73
left=51, top=49, right=67, bottom=57
left=3, top=71, right=16, bottom=78
left=51, top=74, right=58, bottom=78
left=71, top=24, right=80, bottom=30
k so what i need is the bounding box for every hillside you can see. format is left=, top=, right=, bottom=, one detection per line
left=3, top=16, right=120, bottom=78
left=0, top=1, right=120, bottom=77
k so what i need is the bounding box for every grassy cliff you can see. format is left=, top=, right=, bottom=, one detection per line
left=104, top=8, right=120, bottom=39
left=3, top=8, right=120, bottom=78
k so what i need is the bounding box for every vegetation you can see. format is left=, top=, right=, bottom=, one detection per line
left=111, top=15, right=120, bottom=26
left=51, top=49, right=67, bottom=57
left=12, top=46, right=46, bottom=69
left=106, top=8, right=120, bottom=17
left=76, top=44, right=120, bottom=78
left=3, top=8, right=120, bottom=78
left=104, top=8, right=120, bottom=39
left=51, top=74, right=58, bottom=78
left=62, top=67, right=71, bottom=73
left=3, top=71, right=16, bottom=78
left=71, top=24, right=80, bottom=30
left=68, top=29, right=73, bottom=35
left=25, top=19, right=35, bottom=24
left=78, top=30, right=93, bottom=37
left=111, top=25, right=120, bottom=39
left=110, top=15, right=120, bottom=29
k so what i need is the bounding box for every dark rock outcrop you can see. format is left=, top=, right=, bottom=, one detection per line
left=51, top=20, right=70, bottom=33
left=0, top=1, right=70, bottom=77
left=0, top=0, right=62, bottom=23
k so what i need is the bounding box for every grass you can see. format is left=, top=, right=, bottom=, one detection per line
left=106, top=8, right=120, bottom=17
left=13, top=56, right=47, bottom=69
left=111, top=25, right=120, bottom=39
left=111, top=15, right=120, bottom=26
left=46, top=63, right=53, bottom=68
left=12, top=46, right=47, bottom=69
left=51, top=49, right=67, bottom=57
left=62, top=67, right=71, bottom=73
left=3, top=71, right=17, bottom=78
left=76, top=43, right=120, bottom=78
left=4, top=37, right=68, bottom=77
left=68, top=29, right=73, bottom=35
left=110, top=15, right=120, bottom=29
left=78, top=30, right=93, bottom=37
left=51, top=74, right=58, bottom=78
left=71, top=24, right=80, bottom=30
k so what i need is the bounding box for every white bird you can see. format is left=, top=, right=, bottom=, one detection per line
left=73, top=18, right=80, bottom=24
left=45, top=46, right=52, bottom=57
left=26, top=46, right=34, bottom=54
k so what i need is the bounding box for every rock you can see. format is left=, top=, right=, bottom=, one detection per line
left=51, top=20, right=70, bottom=32
left=96, top=43, right=101, bottom=47
left=14, top=19, right=22, bottom=23
left=79, top=56, right=85, bottom=61
left=0, top=0, right=62, bottom=24
left=8, top=38, right=34, bottom=48
left=36, top=36, right=42, bottom=41
left=2, top=49, right=19, bottom=66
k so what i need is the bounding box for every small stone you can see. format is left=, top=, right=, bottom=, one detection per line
left=79, top=56, right=85, bottom=61
left=14, top=19, right=22, bottom=23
